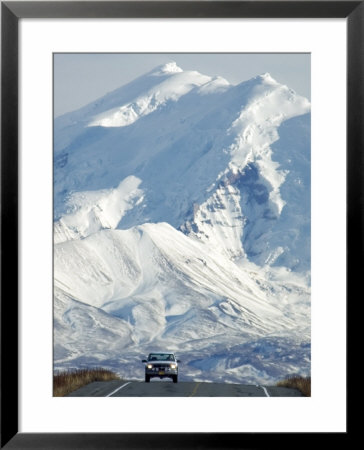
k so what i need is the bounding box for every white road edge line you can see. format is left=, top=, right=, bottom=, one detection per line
left=106, top=382, right=132, bottom=397
left=259, top=385, right=270, bottom=397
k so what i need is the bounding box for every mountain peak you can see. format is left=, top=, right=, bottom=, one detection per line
left=151, top=61, right=183, bottom=76
left=256, top=72, right=277, bottom=84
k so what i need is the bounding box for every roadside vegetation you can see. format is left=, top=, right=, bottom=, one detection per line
left=276, top=375, right=311, bottom=397
left=53, top=368, right=120, bottom=397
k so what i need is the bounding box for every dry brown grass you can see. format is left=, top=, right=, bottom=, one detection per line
left=276, top=375, right=311, bottom=397
left=53, top=368, right=120, bottom=397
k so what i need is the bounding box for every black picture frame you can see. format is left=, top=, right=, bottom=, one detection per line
left=1, top=1, right=358, bottom=448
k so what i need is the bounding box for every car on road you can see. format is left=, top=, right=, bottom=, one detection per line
left=142, top=353, right=181, bottom=383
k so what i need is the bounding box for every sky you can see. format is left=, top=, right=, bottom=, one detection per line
left=54, top=53, right=310, bottom=118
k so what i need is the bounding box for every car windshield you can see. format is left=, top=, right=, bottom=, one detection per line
left=148, top=353, right=175, bottom=361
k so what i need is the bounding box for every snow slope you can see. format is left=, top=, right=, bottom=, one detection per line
left=54, top=62, right=311, bottom=383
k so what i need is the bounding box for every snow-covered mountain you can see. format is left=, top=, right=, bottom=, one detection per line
left=54, top=62, right=311, bottom=384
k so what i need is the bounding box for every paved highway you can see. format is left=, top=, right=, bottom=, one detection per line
left=67, top=380, right=303, bottom=397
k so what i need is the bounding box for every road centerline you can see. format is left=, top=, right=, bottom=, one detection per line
left=189, top=382, right=201, bottom=397
left=106, top=381, right=132, bottom=397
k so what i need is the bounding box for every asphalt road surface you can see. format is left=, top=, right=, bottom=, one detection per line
left=67, top=380, right=303, bottom=397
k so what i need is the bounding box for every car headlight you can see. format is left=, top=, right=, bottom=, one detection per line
left=170, top=364, right=177, bottom=369
left=147, top=364, right=153, bottom=369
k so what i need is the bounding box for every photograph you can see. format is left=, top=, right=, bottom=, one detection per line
left=53, top=53, right=311, bottom=398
